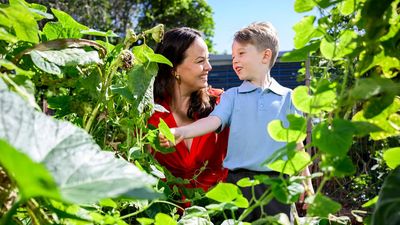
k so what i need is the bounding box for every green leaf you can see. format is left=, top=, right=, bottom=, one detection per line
left=0, top=139, right=61, bottom=201
left=362, top=196, right=378, bottom=208
left=262, top=142, right=297, bottom=166
left=0, top=27, right=18, bottom=43
left=307, top=194, right=342, bottom=218
left=267, top=151, right=311, bottom=175
left=43, top=8, right=89, bottom=40
left=0, top=91, right=158, bottom=204
left=294, top=0, right=316, bottom=12
left=237, top=177, right=260, bottom=187
left=383, top=147, right=400, bottom=169
left=2, top=4, right=39, bottom=43
left=320, top=30, right=358, bottom=60
left=206, top=183, right=249, bottom=208
left=293, top=16, right=323, bottom=49
left=154, top=213, right=177, bottom=225
left=320, top=155, right=356, bottom=177
left=81, top=29, right=119, bottom=37
left=280, top=42, right=320, bottom=62
left=158, top=118, right=176, bottom=145
left=371, top=166, right=400, bottom=225
left=268, top=114, right=307, bottom=143
left=147, top=53, right=173, bottom=67
left=339, top=0, right=356, bottom=15
left=292, top=83, right=337, bottom=114
left=30, top=49, right=101, bottom=75
left=352, top=121, right=383, bottom=137
left=0, top=59, right=34, bottom=78
left=272, top=179, right=304, bottom=204
left=137, top=218, right=155, bottom=225
left=351, top=76, right=400, bottom=100
left=127, top=61, right=158, bottom=115
left=312, top=119, right=355, bottom=156
left=352, top=98, right=400, bottom=140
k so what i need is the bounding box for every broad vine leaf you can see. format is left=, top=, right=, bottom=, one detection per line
left=0, top=139, right=61, bottom=201
left=0, top=27, right=18, bottom=43
left=1, top=3, right=39, bottom=43
left=0, top=90, right=158, bottom=204
left=267, top=151, right=311, bottom=175
left=280, top=42, right=320, bottom=62
left=43, top=8, right=89, bottom=40
left=294, top=0, right=316, bottom=12
left=81, top=29, right=118, bottom=38
left=307, top=194, right=342, bottom=218
left=371, top=166, right=400, bottom=225
left=178, top=206, right=212, bottom=225
left=320, top=155, right=356, bottom=177
left=292, top=83, right=337, bottom=114
left=30, top=48, right=102, bottom=75
left=339, top=0, right=356, bottom=15
left=154, top=213, right=177, bottom=225
left=127, top=63, right=157, bottom=115
left=206, top=183, right=249, bottom=208
left=293, top=16, right=324, bottom=49
left=268, top=114, right=307, bottom=143
left=352, top=98, right=400, bottom=140
left=383, top=147, right=400, bottom=169
left=320, top=30, right=357, bottom=60
left=312, top=119, right=355, bottom=157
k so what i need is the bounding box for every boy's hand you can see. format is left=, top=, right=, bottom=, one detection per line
left=158, top=128, right=184, bottom=147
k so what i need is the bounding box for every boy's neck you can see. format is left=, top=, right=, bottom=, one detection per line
left=249, top=71, right=272, bottom=89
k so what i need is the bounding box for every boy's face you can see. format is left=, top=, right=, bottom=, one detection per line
left=231, top=41, right=270, bottom=81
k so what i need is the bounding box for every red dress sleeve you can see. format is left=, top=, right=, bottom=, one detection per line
left=148, top=97, right=228, bottom=192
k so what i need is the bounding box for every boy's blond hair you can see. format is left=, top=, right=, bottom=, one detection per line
left=234, top=22, right=279, bottom=69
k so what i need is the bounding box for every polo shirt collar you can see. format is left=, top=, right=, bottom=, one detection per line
left=268, top=78, right=288, bottom=96
left=238, top=78, right=287, bottom=95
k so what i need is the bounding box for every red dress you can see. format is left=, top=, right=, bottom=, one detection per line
left=148, top=90, right=229, bottom=192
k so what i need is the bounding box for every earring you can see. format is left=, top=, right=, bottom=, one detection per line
left=174, top=73, right=181, bottom=84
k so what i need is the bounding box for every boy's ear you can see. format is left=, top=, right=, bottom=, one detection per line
left=262, top=49, right=272, bottom=64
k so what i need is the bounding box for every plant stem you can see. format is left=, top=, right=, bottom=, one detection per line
left=119, top=200, right=184, bottom=219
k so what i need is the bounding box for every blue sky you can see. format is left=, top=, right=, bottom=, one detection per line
left=207, top=0, right=313, bottom=54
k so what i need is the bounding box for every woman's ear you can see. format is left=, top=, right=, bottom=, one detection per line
left=262, top=49, right=272, bottom=64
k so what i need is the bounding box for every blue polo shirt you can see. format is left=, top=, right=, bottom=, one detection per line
left=210, top=78, right=299, bottom=171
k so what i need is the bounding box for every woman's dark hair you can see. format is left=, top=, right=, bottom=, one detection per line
left=154, top=27, right=216, bottom=119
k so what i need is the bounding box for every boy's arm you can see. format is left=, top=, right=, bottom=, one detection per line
left=159, top=116, right=222, bottom=147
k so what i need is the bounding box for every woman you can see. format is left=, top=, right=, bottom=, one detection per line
left=148, top=27, right=229, bottom=194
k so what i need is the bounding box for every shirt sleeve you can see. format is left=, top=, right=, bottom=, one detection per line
left=210, top=88, right=236, bottom=132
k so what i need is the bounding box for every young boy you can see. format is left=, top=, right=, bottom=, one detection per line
left=160, top=22, right=313, bottom=221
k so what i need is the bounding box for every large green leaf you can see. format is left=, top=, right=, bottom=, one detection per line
left=30, top=48, right=102, bottom=75
left=307, top=194, right=342, bottom=218
left=292, top=83, right=337, bottom=114
left=383, top=148, right=400, bottom=169
left=294, top=0, right=316, bottom=12
left=0, top=90, right=158, bottom=204
left=312, top=119, right=355, bottom=156
left=0, top=139, right=61, bottom=201
left=1, top=3, right=39, bottom=43
left=127, top=62, right=157, bottom=115
left=267, top=151, right=311, bottom=175
left=267, top=114, right=307, bottom=143
left=293, top=16, right=324, bottom=49
left=320, top=30, right=358, bottom=60
left=206, top=183, right=249, bottom=208
left=43, top=8, right=89, bottom=40
left=352, top=98, right=400, bottom=140
left=371, top=166, right=400, bottom=225
left=320, top=155, right=356, bottom=177
left=280, top=42, right=320, bottom=62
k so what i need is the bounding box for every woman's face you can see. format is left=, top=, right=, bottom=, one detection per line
left=175, top=37, right=212, bottom=92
